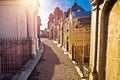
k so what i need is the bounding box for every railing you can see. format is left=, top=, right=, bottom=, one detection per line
left=0, top=38, right=32, bottom=80
left=72, top=44, right=90, bottom=77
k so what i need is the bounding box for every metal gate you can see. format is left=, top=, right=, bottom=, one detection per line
left=0, top=38, right=32, bottom=80
left=73, top=44, right=90, bottom=77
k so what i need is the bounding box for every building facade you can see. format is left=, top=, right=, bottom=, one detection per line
left=89, top=0, right=120, bottom=80
left=61, top=2, right=91, bottom=77
left=0, top=0, right=40, bottom=79
left=0, top=0, right=40, bottom=55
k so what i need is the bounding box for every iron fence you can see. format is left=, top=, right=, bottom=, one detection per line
left=0, top=38, right=32, bottom=80
left=72, top=44, right=90, bottom=77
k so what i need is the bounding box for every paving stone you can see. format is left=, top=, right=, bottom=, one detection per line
left=28, top=38, right=80, bottom=80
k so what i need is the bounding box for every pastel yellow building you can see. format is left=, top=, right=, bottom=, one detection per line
left=62, top=1, right=91, bottom=77
left=89, top=0, right=120, bottom=80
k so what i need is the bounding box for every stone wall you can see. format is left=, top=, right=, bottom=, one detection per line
left=89, top=0, right=120, bottom=80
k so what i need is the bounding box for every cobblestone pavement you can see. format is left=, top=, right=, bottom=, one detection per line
left=29, top=38, right=80, bottom=80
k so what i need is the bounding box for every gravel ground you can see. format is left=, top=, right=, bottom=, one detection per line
left=28, top=38, right=80, bottom=80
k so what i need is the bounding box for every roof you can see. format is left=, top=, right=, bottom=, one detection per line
left=64, top=2, right=85, bottom=18
left=71, top=3, right=84, bottom=12
left=73, top=11, right=91, bottom=18
left=64, top=2, right=91, bottom=19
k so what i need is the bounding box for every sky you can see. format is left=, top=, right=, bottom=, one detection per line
left=38, top=0, right=91, bottom=30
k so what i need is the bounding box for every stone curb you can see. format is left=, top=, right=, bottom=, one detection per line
left=12, top=42, right=44, bottom=80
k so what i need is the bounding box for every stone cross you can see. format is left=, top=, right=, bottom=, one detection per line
left=74, top=0, right=76, bottom=4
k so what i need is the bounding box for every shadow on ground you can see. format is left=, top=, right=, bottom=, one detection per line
left=28, top=42, right=61, bottom=80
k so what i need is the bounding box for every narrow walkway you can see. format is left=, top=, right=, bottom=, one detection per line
left=29, top=38, right=80, bottom=80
